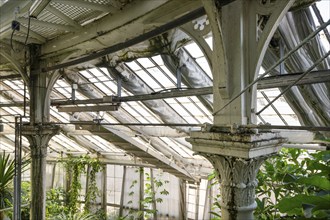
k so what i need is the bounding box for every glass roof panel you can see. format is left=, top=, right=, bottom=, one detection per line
left=147, top=67, right=176, bottom=88
left=126, top=61, right=142, bottom=71
left=134, top=69, right=160, bottom=90
left=151, top=55, right=164, bottom=66
left=137, top=57, right=155, bottom=68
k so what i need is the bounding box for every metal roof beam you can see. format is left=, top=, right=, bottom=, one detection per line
left=17, top=17, right=74, bottom=32
left=1, top=69, right=329, bottom=108
left=257, top=69, right=330, bottom=89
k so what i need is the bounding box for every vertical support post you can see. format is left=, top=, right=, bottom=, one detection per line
left=194, top=182, right=200, bottom=220
left=139, top=167, right=144, bottom=220
left=117, top=77, right=122, bottom=97
left=279, top=39, right=285, bottom=75
left=176, top=69, right=182, bottom=89
left=102, top=164, right=107, bottom=213
left=22, top=126, right=59, bottom=220
left=24, top=43, right=60, bottom=220
left=119, top=166, right=126, bottom=217
left=150, top=169, right=157, bottom=220
left=85, top=164, right=91, bottom=209
left=178, top=179, right=187, bottom=220
left=202, top=180, right=211, bottom=220
left=51, top=163, right=57, bottom=189
left=13, top=116, right=22, bottom=220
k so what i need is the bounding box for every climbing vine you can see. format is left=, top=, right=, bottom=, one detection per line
left=126, top=168, right=169, bottom=219
left=60, top=155, right=103, bottom=214
left=84, top=158, right=102, bottom=213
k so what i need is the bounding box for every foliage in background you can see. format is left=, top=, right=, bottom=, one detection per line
left=255, top=148, right=330, bottom=219
left=84, top=158, right=102, bottom=213
left=46, top=187, right=68, bottom=219
left=60, top=155, right=103, bottom=214
left=0, top=153, right=15, bottom=213
left=126, top=168, right=169, bottom=220
left=0, top=152, right=30, bottom=220
left=50, top=212, right=96, bottom=220
left=208, top=171, right=221, bottom=220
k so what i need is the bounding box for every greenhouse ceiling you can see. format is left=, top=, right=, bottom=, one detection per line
left=0, top=0, right=329, bottom=181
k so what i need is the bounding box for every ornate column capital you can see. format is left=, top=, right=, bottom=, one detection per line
left=187, top=128, right=286, bottom=219
left=187, top=128, right=286, bottom=159
left=22, top=125, right=60, bottom=157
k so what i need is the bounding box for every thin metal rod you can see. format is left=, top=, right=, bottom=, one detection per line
left=2, top=120, right=330, bottom=132
left=23, top=82, right=26, bottom=117
left=213, top=18, right=330, bottom=116
left=312, top=4, right=330, bottom=43
left=42, top=8, right=206, bottom=72
left=256, top=50, right=330, bottom=115
left=49, top=122, right=202, bottom=127
left=13, top=116, right=22, bottom=220
left=2, top=69, right=330, bottom=108
left=260, top=91, right=288, bottom=125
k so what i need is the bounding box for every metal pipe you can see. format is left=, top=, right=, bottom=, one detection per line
left=13, top=116, right=22, bottom=220
left=2, top=69, right=330, bottom=108
left=256, top=50, right=330, bottom=115
left=312, top=4, right=330, bottom=43
left=213, top=19, right=330, bottom=116
left=2, top=120, right=330, bottom=132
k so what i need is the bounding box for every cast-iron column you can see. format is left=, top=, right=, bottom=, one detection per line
left=23, top=44, right=59, bottom=220
left=187, top=128, right=285, bottom=219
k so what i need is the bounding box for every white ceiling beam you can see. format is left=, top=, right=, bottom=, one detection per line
left=17, top=17, right=73, bottom=32
left=41, top=0, right=200, bottom=58
left=52, top=0, right=117, bottom=13
left=19, top=25, right=46, bottom=43
left=46, top=5, right=82, bottom=29
left=30, top=0, right=51, bottom=18
left=12, top=35, right=44, bottom=44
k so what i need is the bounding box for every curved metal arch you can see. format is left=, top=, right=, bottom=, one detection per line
left=179, top=16, right=213, bottom=67
left=0, top=50, right=29, bottom=85
left=43, top=52, right=77, bottom=120
left=254, top=0, right=295, bottom=79
left=202, top=0, right=229, bottom=98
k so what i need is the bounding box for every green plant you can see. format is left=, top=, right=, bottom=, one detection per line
left=50, top=211, right=96, bottom=220
left=0, top=152, right=15, bottom=220
left=255, top=149, right=330, bottom=219
left=84, top=158, right=102, bottom=213
left=0, top=152, right=30, bottom=220
left=60, top=155, right=102, bottom=214
left=208, top=171, right=221, bottom=220
left=21, top=181, right=31, bottom=220
left=0, top=153, right=15, bottom=209
left=126, top=168, right=169, bottom=219
left=46, top=187, right=68, bottom=218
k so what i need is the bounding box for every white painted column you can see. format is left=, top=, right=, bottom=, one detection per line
left=187, top=129, right=286, bottom=219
